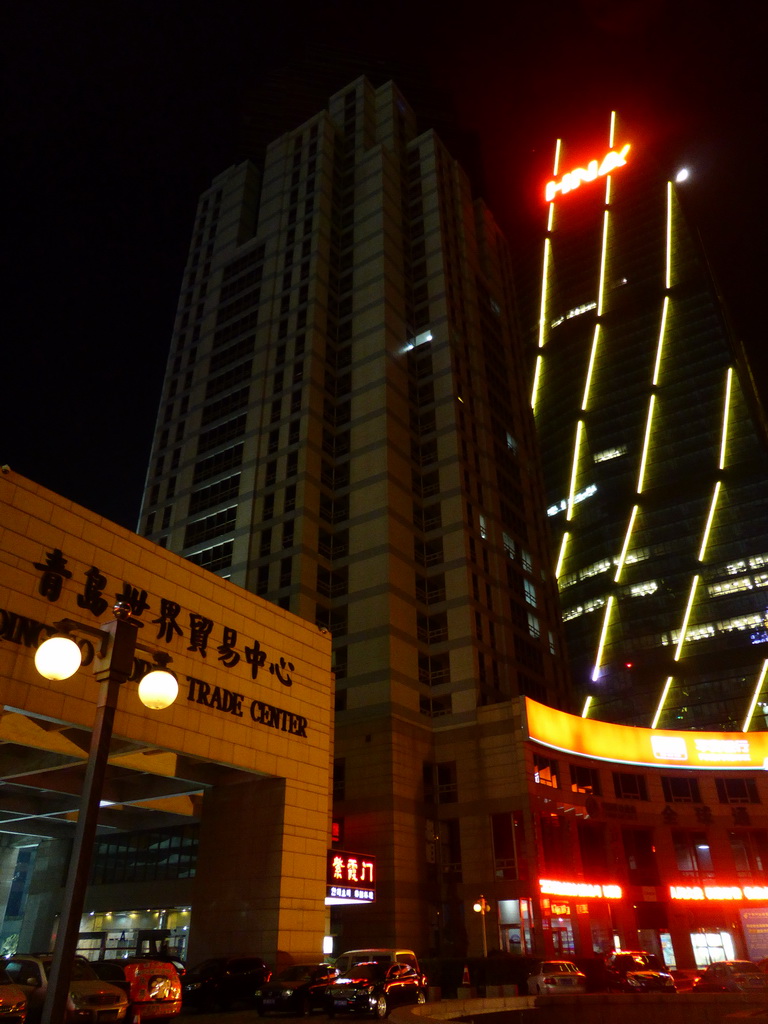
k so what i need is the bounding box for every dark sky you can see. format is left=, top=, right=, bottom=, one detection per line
left=3, top=0, right=764, bottom=528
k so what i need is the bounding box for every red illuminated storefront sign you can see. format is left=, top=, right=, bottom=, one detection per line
left=545, top=144, right=630, bottom=202
left=670, top=884, right=768, bottom=901
left=539, top=878, right=622, bottom=899
left=326, top=849, right=376, bottom=903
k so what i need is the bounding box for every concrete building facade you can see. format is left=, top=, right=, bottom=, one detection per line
left=138, top=77, right=572, bottom=955
left=0, top=471, right=333, bottom=966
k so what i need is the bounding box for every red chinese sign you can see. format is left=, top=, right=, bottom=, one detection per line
left=326, top=849, right=376, bottom=903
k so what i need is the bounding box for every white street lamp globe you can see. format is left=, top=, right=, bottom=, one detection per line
left=34, top=636, right=82, bottom=680
left=138, top=670, right=179, bottom=710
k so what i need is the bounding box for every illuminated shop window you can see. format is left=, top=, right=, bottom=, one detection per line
left=534, top=753, right=559, bottom=788
left=594, top=446, right=627, bottom=463
left=562, top=596, right=606, bottom=622
left=550, top=301, right=597, bottom=329
left=570, top=764, right=601, bottom=796
left=547, top=484, right=597, bottom=518
left=630, top=582, right=658, bottom=597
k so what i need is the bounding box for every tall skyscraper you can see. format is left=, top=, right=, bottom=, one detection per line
left=139, top=77, right=571, bottom=953
left=531, top=112, right=768, bottom=733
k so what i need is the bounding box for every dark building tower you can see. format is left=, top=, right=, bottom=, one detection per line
left=532, top=112, right=768, bottom=733
left=139, top=77, right=570, bottom=953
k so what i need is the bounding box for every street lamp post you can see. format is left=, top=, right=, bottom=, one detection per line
left=33, top=601, right=178, bottom=1024
left=473, top=895, right=490, bottom=957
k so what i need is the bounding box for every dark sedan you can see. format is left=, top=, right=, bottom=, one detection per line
left=256, top=963, right=338, bottom=1016
left=604, top=951, right=676, bottom=992
left=182, top=956, right=271, bottom=1011
left=325, top=962, right=426, bottom=1019
left=694, top=960, right=768, bottom=992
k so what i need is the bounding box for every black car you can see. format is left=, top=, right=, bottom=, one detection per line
left=325, top=962, right=426, bottom=1019
left=182, top=955, right=271, bottom=1011
left=604, top=951, right=676, bottom=992
left=256, top=963, right=338, bottom=1016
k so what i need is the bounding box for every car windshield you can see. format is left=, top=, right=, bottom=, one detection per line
left=342, top=965, right=384, bottom=983
left=276, top=966, right=320, bottom=982
left=616, top=954, right=661, bottom=971
left=544, top=962, right=578, bottom=973
left=64, top=960, right=99, bottom=982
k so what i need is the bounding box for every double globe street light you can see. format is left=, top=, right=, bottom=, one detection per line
left=33, top=600, right=178, bottom=1024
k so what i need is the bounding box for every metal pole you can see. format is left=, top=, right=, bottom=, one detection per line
left=481, top=902, right=488, bottom=957
left=41, top=613, right=137, bottom=1024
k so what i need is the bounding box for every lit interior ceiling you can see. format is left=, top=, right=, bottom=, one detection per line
left=0, top=708, right=257, bottom=846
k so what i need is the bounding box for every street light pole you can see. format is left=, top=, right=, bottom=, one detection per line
left=35, top=603, right=177, bottom=1024
left=473, top=895, right=490, bottom=957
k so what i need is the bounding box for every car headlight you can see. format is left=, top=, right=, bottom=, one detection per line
left=627, top=976, right=643, bottom=987
left=186, top=981, right=202, bottom=991
left=282, top=989, right=294, bottom=998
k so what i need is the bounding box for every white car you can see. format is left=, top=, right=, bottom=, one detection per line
left=527, top=960, right=587, bottom=995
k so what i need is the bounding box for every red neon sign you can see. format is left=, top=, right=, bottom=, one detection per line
left=539, top=878, right=622, bottom=899
left=670, top=884, right=768, bottom=902
left=545, top=144, right=630, bottom=202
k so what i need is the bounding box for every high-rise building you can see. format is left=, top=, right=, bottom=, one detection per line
left=531, top=112, right=768, bottom=733
left=139, top=77, right=571, bottom=954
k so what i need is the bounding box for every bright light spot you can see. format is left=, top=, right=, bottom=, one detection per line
left=675, top=168, right=689, bottom=183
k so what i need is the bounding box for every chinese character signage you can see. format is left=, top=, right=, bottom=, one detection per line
left=326, top=850, right=376, bottom=904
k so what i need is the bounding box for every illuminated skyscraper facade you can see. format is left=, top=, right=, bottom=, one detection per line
left=532, top=113, right=768, bottom=732
left=139, top=77, right=571, bottom=954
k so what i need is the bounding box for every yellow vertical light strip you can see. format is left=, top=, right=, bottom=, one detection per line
left=537, top=239, right=551, bottom=350
left=581, top=695, right=593, bottom=719
left=636, top=394, right=656, bottom=493
left=719, top=367, right=733, bottom=469
left=674, top=575, right=699, bottom=662
left=613, top=505, right=639, bottom=582
left=742, top=661, right=768, bottom=732
left=555, top=531, right=569, bottom=579
left=581, top=324, right=601, bottom=410
left=652, top=296, right=669, bottom=386
left=596, top=211, right=610, bottom=315
left=665, top=181, right=673, bottom=290
left=697, top=482, right=722, bottom=562
left=530, top=353, right=543, bottom=410
left=546, top=139, right=561, bottom=235
left=591, top=595, right=615, bottom=681
left=604, top=112, right=616, bottom=209
left=566, top=421, right=584, bottom=520
left=651, top=676, right=674, bottom=730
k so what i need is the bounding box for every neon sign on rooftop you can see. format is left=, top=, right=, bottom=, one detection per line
left=545, top=144, right=631, bottom=203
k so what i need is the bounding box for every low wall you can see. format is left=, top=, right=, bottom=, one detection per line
left=390, top=992, right=768, bottom=1024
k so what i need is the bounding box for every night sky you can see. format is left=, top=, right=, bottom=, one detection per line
left=4, top=1, right=763, bottom=528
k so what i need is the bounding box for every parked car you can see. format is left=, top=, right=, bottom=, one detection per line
left=333, top=950, right=426, bottom=988
left=326, top=962, right=426, bottom=1018
left=0, top=969, right=27, bottom=1023
left=573, top=956, right=613, bottom=993
left=604, top=951, right=676, bottom=992
left=0, top=954, right=128, bottom=1023
left=526, top=960, right=587, bottom=995
left=255, top=963, right=338, bottom=1016
left=182, top=955, right=271, bottom=1011
left=693, top=960, right=768, bottom=992
left=669, top=968, right=701, bottom=991
left=90, top=958, right=182, bottom=1019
